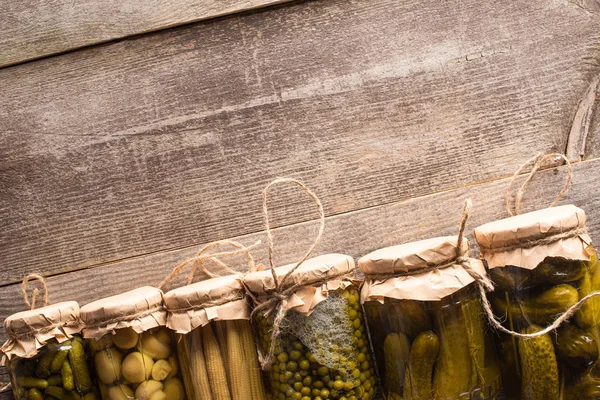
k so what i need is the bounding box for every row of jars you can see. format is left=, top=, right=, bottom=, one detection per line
left=2, top=204, right=598, bottom=400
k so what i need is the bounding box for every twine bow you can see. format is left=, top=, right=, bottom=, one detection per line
left=21, top=274, right=50, bottom=310
left=505, top=152, right=572, bottom=216
left=250, top=178, right=325, bottom=370
left=158, top=239, right=262, bottom=290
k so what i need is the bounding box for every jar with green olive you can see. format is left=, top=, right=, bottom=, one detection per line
left=244, top=253, right=378, bottom=400
left=2, top=301, right=100, bottom=400
left=80, top=287, right=186, bottom=400
left=359, top=236, right=502, bottom=400
left=475, top=205, right=600, bottom=400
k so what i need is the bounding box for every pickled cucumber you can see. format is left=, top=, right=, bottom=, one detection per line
left=575, top=257, right=600, bottom=329
left=518, top=325, right=559, bottom=400
left=388, top=300, right=431, bottom=339
left=405, top=331, right=439, bottom=400
left=555, top=323, right=598, bottom=371
left=13, top=337, right=96, bottom=400
left=432, top=305, right=472, bottom=400
left=491, top=284, right=579, bottom=326
left=383, top=333, right=410, bottom=395
left=489, top=260, right=586, bottom=291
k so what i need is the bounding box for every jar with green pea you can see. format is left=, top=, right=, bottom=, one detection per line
left=359, top=236, right=501, bottom=400
left=244, top=253, right=378, bottom=400
left=2, top=301, right=100, bottom=400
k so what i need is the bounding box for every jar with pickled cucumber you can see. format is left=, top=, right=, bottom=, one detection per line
left=2, top=301, right=100, bottom=400
left=475, top=205, right=600, bottom=400
left=79, top=287, right=186, bottom=400
left=359, top=236, right=502, bottom=400
left=244, top=253, right=378, bottom=400
left=164, top=274, right=267, bottom=400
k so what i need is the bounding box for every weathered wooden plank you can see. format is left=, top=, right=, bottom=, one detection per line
left=1, top=157, right=598, bottom=340
left=1, top=0, right=599, bottom=285
left=0, top=0, right=294, bottom=68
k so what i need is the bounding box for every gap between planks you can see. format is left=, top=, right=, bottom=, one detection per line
left=2, top=155, right=594, bottom=290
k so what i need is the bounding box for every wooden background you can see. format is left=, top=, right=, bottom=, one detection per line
left=1, top=0, right=600, bottom=398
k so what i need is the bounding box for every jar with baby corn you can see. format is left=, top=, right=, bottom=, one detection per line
left=79, top=287, right=185, bottom=400
left=163, top=273, right=266, bottom=400
left=475, top=205, right=599, bottom=400
left=1, top=301, right=99, bottom=400
left=243, top=253, right=378, bottom=400
left=358, top=236, right=501, bottom=400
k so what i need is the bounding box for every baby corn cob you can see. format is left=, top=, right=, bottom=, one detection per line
left=214, top=321, right=231, bottom=384
left=236, top=320, right=267, bottom=400
left=202, top=324, right=232, bottom=400
left=190, top=328, right=215, bottom=400
left=176, top=335, right=198, bottom=400
left=225, top=320, right=251, bottom=400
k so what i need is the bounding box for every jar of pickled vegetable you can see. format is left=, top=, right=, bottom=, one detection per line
left=163, top=273, right=266, bottom=400
left=1, top=301, right=99, bottom=400
left=243, top=253, right=378, bottom=400
left=79, top=287, right=186, bottom=400
left=358, top=236, right=502, bottom=400
left=475, top=204, right=600, bottom=400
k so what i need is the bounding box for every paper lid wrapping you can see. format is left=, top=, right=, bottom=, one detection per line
left=80, top=286, right=166, bottom=340
left=474, top=205, right=592, bottom=270
left=243, top=253, right=356, bottom=316
left=1, top=301, right=83, bottom=362
left=358, top=236, right=486, bottom=302
left=164, top=274, right=248, bottom=333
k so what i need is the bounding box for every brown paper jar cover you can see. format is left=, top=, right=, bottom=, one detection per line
left=243, top=253, right=356, bottom=316
left=79, top=286, right=166, bottom=340
left=164, top=274, right=249, bottom=333
left=358, top=236, right=486, bottom=302
left=474, top=204, right=592, bottom=270
left=1, top=301, right=83, bottom=362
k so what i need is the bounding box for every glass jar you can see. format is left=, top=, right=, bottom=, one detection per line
left=475, top=205, right=600, bottom=399
left=244, top=254, right=378, bottom=400
left=80, top=287, right=186, bottom=400
left=359, top=236, right=502, bottom=400
left=164, top=274, right=267, bottom=400
left=2, top=302, right=99, bottom=400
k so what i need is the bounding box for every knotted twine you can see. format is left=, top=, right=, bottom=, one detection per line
left=158, top=239, right=262, bottom=290
left=475, top=152, right=600, bottom=339
left=21, top=274, right=50, bottom=310
left=0, top=274, right=52, bottom=393
left=248, top=178, right=326, bottom=370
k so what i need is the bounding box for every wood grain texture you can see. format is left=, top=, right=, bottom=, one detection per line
left=0, top=0, right=294, bottom=68
left=0, top=156, right=598, bottom=400
left=1, top=0, right=599, bottom=285
left=1, top=157, right=599, bottom=338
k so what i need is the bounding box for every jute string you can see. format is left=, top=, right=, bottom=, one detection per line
left=506, top=153, right=572, bottom=216
left=477, top=152, right=600, bottom=339
left=21, top=274, right=50, bottom=310
left=364, top=200, right=495, bottom=289
left=158, top=239, right=261, bottom=290
left=0, top=382, right=11, bottom=394
left=249, top=178, right=326, bottom=370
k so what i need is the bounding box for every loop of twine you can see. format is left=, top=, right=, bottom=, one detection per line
left=21, top=274, right=50, bottom=310
left=475, top=153, right=600, bottom=339
left=158, top=239, right=261, bottom=290
left=505, top=153, right=572, bottom=216
left=251, top=178, right=325, bottom=370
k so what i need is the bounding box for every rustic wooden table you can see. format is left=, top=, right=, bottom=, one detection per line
left=1, top=0, right=599, bottom=399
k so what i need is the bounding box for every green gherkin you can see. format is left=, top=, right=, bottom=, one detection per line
left=405, top=331, right=439, bottom=400
left=518, top=325, right=559, bottom=400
